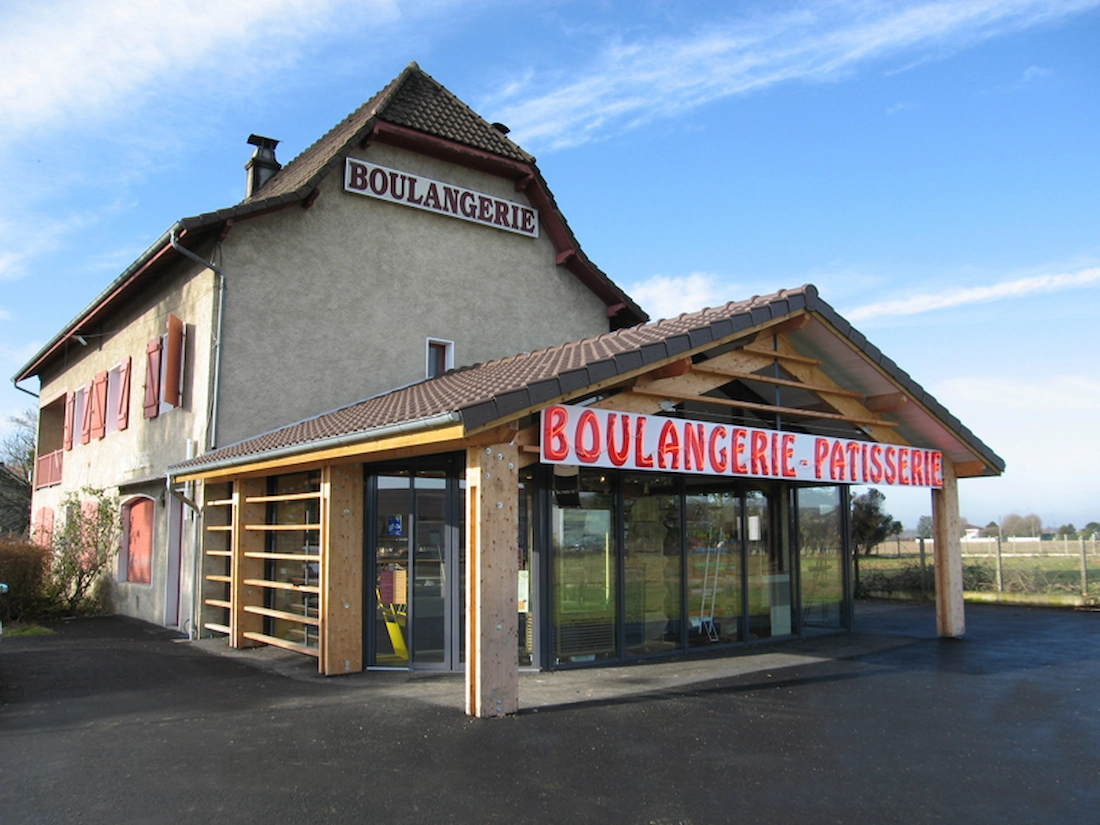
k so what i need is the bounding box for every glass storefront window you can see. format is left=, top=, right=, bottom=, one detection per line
left=552, top=468, right=616, bottom=664
left=518, top=471, right=536, bottom=667
left=685, top=479, right=742, bottom=646
left=623, top=474, right=681, bottom=656
left=746, top=486, right=793, bottom=639
left=798, top=486, right=846, bottom=631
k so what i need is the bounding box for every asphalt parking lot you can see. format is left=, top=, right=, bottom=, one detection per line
left=1, top=601, right=1097, bottom=824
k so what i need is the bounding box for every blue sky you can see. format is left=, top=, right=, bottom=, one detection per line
left=1, top=0, right=1097, bottom=530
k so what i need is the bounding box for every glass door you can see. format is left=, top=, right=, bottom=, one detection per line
left=412, top=473, right=447, bottom=665
left=375, top=475, right=411, bottom=666
left=372, top=468, right=464, bottom=669
left=746, top=485, right=793, bottom=639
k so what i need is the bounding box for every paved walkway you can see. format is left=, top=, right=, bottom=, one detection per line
left=1, top=602, right=1097, bottom=824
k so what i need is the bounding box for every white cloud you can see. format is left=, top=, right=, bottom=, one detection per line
left=626, top=272, right=734, bottom=321
left=0, top=209, right=111, bottom=283
left=844, top=267, right=1100, bottom=321
left=494, top=0, right=1099, bottom=150
left=0, top=0, right=402, bottom=140
left=926, top=373, right=1100, bottom=525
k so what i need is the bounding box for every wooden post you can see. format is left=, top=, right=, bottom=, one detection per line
left=931, top=456, right=964, bottom=637
left=1081, top=536, right=1089, bottom=597
left=995, top=535, right=1004, bottom=593
left=321, top=463, right=364, bottom=675
left=465, top=443, right=520, bottom=718
left=918, top=538, right=927, bottom=598
left=231, top=477, right=265, bottom=648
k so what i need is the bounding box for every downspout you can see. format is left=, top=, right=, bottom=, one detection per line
left=169, top=226, right=225, bottom=451
left=169, top=227, right=224, bottom=641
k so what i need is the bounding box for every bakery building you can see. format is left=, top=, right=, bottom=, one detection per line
left=15, top=63, right=1003, bottom=717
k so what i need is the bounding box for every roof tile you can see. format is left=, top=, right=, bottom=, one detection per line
left=171, top=285, right=1005, bottom=475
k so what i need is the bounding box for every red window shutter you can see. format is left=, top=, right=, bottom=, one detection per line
left=164, top=313, right=183, bottom=408
left=117, top=357, right=131, bottom=430
left=144, top=338, right=162, bottom=419
left=80, top=382, right=93, bottom=444
left=63, top=391, right=75, bottom=451
left=33, top=507, right=55, bottom=547
left=90, top=371, right=108, bottom=439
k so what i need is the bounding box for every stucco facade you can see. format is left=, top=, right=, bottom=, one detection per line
left=216, top=143, right=611, bottom=445
left=17, top=64, right=644, bottom=633
left=32, top=261, right=216, bottom=626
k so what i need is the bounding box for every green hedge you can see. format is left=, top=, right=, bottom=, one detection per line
left=0, top=538, right=50, bottom=621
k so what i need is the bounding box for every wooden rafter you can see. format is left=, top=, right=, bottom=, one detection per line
left=738, top=345, right=822, bottom=365
left=864, top=392, right=908, bottom=413
left=628, top=386, right=899, bottom=428
left=691, top=363, right=864, bottom=399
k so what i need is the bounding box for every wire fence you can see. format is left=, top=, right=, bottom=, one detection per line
left=860, top=537, right=1099, bottom=604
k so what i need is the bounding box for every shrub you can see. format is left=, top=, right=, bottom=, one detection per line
left=0, top=537, right=50, bottom=621
left=43, top=487, right=120, bottom=616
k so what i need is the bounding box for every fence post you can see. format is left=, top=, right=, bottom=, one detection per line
left=1081, top=536, right=1089, bottom=597
left=919, top=538, right=928, bottom=598
left=996, top=535, right=1004, bottom=593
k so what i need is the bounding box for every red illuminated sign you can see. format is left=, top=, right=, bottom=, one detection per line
left=540, top=404, right=942, bottom=488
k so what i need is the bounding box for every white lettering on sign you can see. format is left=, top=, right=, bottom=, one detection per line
left=540, top=404, right=943, bottom=488
left=344, top=158, right=539, bottom=238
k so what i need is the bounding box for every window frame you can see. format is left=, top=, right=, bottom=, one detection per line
left=426, top=337, right=455, bottom=379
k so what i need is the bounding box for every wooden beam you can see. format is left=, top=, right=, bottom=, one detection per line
left=231, top=478, right=266, bottom=649
left=175, top=423, right=467, bottom=482
left=629, top=386, right=900, bottom=428
left=932, top=456, right=965, bottom=637
left=761, top=313, right=809, bottom=336
left=769, top=341, right=908, bottom=446
left=321, top=463, right=364, bottom=676
left=953, top=460, right=987, bottom=478
left=691, top=364, right=864, bottom=398
left=864, top=392, right=908, bottom=413
left=654, top=358, right=691, bottom=378
left=589, top=391, right=666, bottom=415
left=739, top=345, right=822, bottom=365
left=465, top=443, right=520, bottom=718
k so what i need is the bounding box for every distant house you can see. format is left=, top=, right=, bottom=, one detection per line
left=0, top=463, right=31, bottom=537
left=14, top=63, right=1002, bottom=716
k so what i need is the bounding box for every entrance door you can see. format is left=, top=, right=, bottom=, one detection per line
left=372, top=470, right=464, bottom=669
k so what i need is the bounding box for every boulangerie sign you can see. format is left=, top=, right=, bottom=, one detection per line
left=540, top=404, right=943, bottom=488
left=344, top=158, right=539, bottom=238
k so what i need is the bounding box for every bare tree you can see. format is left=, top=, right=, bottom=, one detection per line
left=0, top=409, right=36, bottom=536
left=1, top=408, right=37, bottom=483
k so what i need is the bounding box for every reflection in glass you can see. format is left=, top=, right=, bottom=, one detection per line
left=623, top=474, right=681, bottom=656
left=412, top=474, right=447, bottom=664
left=552, top=468, right=616, bottom=663
left=375, top=475, right=411, bottom=665
left=685, top=479, right=742, bottom=645
left=798, top=486, right=845, bottom=630
left=746, top=486, right=792, bottom=639
left=518, top=471, right=535, bottom=667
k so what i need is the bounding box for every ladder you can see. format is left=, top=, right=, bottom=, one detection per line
left=698, top=545, right=723, bottom=641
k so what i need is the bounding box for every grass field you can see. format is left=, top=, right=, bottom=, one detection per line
left=860, top=538, right=1097, bottom=598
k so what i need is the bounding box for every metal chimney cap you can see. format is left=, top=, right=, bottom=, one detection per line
left=247, top=134, right=279, bottom=151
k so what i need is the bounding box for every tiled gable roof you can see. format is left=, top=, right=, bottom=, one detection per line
left=170, top=283, right=1006, bottom=477
left=171, top=288, right=811, bottom=471
left=242, top=62, right=531, bottom=204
